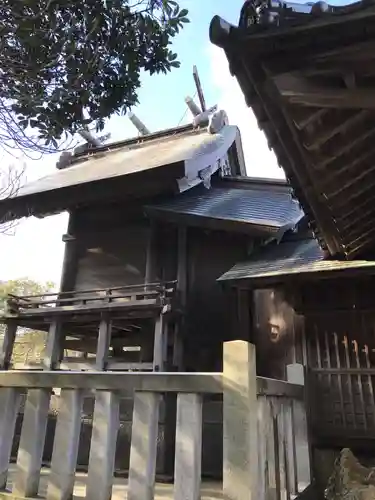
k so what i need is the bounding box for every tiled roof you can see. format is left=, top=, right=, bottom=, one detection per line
left=218, top=237, right=375, bottom=285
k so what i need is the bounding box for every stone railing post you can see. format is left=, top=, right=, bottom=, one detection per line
left=287, top=363, right=311, bottom=492
left=223, top=340, right=258, bottom=500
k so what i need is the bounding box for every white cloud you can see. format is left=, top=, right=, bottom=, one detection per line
left=207, top=45, right=284, bottom=180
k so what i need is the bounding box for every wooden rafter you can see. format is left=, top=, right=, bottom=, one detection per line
left=273, top=73, right=375, bottom=109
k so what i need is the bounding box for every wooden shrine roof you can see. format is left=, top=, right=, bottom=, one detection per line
left=0, top=123, right=245, bottom=222
left=210, top=0, right=375, bottom=259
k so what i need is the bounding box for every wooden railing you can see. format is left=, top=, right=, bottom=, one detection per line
left=309, top=366, right=375, bottom=442
left=5, top=281, right=177, bottom=316
left=0, top=341, right=312, bottom=500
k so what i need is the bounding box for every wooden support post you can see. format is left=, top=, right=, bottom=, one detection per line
left=86, top=391, right=119, bottom=500
left=0, top=322, right=20, bottom=490
left=153, top=313, right=165, bottom=372
left=174, top=393, right=203, bottom=500
left=96, top=316, right=112, bottom=371
left=128, top=392, right=160, bottom=500
left=43, top=320, right=63, bottom=370
left=59, top=211, right=78, bottom=294
left=266, top=400, right=277, bottom=500
left=46, top=389, right=84, bottom=500
left=0, top=322, right=17, bottom=369
left=277, top=402, right=288, bottom=500
left=0, top=388, right=21, bottom=490
left=287, top=364, right=311, bottom=493
left=145, top=223, right=158, bottom=285
left=14, top=389, right=51, bottom=497
left=284, top=399, right=298, bottom=496
left=223, top=340, right=258, bottom=500
left=15, top=319, right=62, bottom=497
left=257, top=396, right=268, bottom=500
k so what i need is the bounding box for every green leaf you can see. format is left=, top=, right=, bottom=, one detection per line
left=0, top=0, right=187, bottom=147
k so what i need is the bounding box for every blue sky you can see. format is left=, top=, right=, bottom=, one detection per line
left=107, top=0, right=256, bottom=140
left=0, top=0, right=283, bottom=284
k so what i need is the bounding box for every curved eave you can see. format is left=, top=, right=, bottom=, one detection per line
left=210, top=4, right=375, bottom=259
left=0, top=125, right=243, bottom=222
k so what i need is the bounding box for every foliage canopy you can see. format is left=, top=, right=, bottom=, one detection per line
left=0, top=0, right=189, bottom=148
left=0, top=278, right=54, bottom=364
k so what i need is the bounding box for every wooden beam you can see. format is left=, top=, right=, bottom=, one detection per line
left=273, top=73, right=375, bottom=109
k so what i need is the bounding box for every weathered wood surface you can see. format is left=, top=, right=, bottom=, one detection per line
left=0, top=341, right=311, bottom=500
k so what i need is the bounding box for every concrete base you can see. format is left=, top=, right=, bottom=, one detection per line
left=0, top=465, right=222, bottom=500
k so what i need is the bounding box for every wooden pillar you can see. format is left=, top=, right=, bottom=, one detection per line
left=162, top=226, right=188, bottom=478
left=0, top=321, right=17, bottom=369
left=96, top=316, right=112, bottom=371
left=14, top=319, right=63, bottom=498
left=0, top=321, right=20, bottom=490
left=223, top=340, right=258, bottom=500
left=153, top=313, right=166, bottom=372
left=43, top=321, right=63, bottom=370
left=85, top=315, right=118, bottom=500
left=59, top=211, right=78, bottom=294
left=145, top=222, right=158, bottom=285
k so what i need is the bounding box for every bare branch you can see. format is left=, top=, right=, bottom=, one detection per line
left=0, top=162, right=25, bottom=234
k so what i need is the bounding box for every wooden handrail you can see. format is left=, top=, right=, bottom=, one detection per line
left=0, top=370, right=304, bottom=399
left=8, top=280, right=177, bottom=300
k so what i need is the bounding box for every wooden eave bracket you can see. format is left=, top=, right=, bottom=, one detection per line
left=272, top=73, right=375, bottom=109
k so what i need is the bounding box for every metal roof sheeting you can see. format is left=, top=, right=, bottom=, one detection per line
left=146, top=184, right=303, bottom=233
left=218, top=238, right=375, bottom=284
